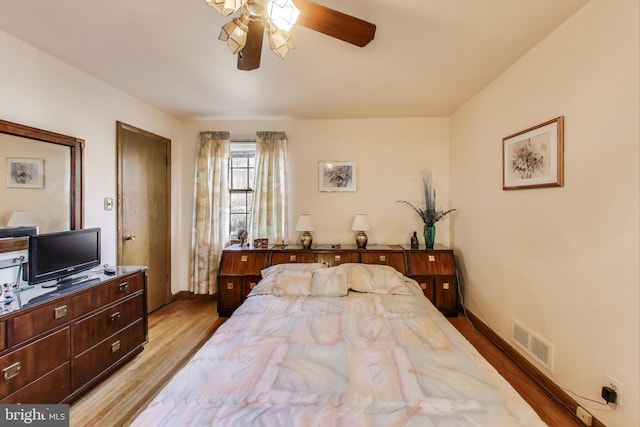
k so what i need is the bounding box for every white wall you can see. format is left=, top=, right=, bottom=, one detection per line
left=180, top=117, right=451, bottom=246
left=0, top=31, right=185, bottom=290
left=450, top=1, right=639, bottom=426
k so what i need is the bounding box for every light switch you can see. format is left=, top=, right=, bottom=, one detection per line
left=104, top=197, right=113, bottom=210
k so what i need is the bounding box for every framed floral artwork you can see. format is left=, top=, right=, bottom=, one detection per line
left=318, top=161, right=356, bottom=192
left=502, top=116, right=564, bottom=190
left=6, top=157, right=45, bottom=189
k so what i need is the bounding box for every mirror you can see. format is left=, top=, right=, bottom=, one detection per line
left=0, top=119, right=83, bottom=241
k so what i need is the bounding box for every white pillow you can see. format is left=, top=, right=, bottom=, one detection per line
left=272, top=270, right=312, bottom=296
left=311, top=267, right=348, bottom=297
left=261, top=262, right=327, bottom=278
left=342, top=263, right=413, bottom=295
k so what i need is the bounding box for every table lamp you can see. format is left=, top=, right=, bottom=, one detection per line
left=295, top=214, right=314, bottom=249
left=351, top=214, right=370, bottom=249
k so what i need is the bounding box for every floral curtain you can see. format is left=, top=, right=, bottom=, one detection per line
left=189, top=131, right=230, bottom=295
left=249, top=131, right=289, bottom=245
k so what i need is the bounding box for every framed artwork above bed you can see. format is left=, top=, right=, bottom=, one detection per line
left=502, top=116, right=564, bottom=190
left=318, top=161, right=356, bottom=192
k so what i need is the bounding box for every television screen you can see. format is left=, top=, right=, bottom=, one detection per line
left=27, top=227, right=101, bottom=285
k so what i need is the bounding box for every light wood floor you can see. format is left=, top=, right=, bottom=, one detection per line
left=70, top=298, right=579, bottom=426
left=69, top=297, right=226, bottom=427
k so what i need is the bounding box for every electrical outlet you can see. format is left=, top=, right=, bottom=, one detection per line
left=576, top=406, right=593, bottom=426
left=104, top=197, right=113, bottom=211
left=606, top=374, right=623, bottom=406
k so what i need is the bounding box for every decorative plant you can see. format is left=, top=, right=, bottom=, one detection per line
left=397, top=170, right=456, bottom=228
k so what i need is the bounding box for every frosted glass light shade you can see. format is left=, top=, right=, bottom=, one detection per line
left=351, top=214, right=371, bottom=231
left=269, top=29, right=295, bottom=59
left=219, top=14, right=250, bottom=54
left=7, top=210, right=36, bottom=227
left=206, top=0, right=244, bottom=17
left=295, top=214, right=314, bottom=231
left=266, top=0, right=300, bottom=32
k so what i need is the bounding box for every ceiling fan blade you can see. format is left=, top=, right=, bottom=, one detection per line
left=238, top=19, right=265, bottom=71
left=294, top=0, right=376, bottom=47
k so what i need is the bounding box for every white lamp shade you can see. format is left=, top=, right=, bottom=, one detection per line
left=7, top=210, right=36, bottom=227
left=351, top=214, right=370, bottom=231
left=295, top=214, right=314, bottom=231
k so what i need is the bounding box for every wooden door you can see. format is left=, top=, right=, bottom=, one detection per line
left=116, top=122, right=171, bottom=313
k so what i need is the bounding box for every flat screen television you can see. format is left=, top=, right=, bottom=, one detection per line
left=26, top=227, right=101, bottom=286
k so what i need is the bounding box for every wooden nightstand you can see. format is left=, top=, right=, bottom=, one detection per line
left=217, top=248, right=268, bottom=317
left=404, top=247, right=458, bottom=316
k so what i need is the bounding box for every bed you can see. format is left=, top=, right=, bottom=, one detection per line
left=131, top=262, right=546, bottom=426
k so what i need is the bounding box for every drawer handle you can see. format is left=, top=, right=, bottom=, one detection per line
left=428, top=255, right=436, bottom=262
left=334, top=255, right=341, bottom=261
left=226, top=282, right=234, bottom=290
left=110, top=312, right=121, bottom=322
left=54, top=305, right=68, bottom=320
left=249, top=282, right=257, bottom=289
left=420, top=282, right=427, bottom=290
left=111, top=340, right=121, bottom=353
left=289, top=255, right=297, bottom=261
left=442, top=282, right=450, bottom=290
left=3, top=362, right=21, bottom=381
left=119, top=282, right=128, bottom=292
left=241, top=255, right=248, bottom=262
left=379, top=255, right=386, bottom=262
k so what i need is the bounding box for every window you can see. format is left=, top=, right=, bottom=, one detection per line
left=229, top=140, right=255, bottom=240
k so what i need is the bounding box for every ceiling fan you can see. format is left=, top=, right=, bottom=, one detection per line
left=206, top=0, right=376, bottom=71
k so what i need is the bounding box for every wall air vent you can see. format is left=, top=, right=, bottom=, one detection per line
left=511, top=319, right=530, bottom=350
left=529, top=331, right=554, bottom=373
left=511, top=318, right=554, bottom=373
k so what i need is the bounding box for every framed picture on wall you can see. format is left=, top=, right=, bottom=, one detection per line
left=502, top=116, right=564, bottom=190
left=318, top=161, right=357, bottom=192
left=6, top=157, right=45, bottom=189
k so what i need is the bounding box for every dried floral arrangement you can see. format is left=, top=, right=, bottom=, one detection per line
left=397, top=170, right=456, bottom=227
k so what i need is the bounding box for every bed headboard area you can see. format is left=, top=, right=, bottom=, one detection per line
left=217, top=244, right=458, bottom=317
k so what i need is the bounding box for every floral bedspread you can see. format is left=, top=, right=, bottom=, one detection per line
left=132, top=277, right=546, bottom=426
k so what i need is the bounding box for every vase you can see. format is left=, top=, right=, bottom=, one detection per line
left=423, top=224, right=436, bottom=249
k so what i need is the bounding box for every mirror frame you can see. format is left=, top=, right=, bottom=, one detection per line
left=0, top=119, right=84, bottom=252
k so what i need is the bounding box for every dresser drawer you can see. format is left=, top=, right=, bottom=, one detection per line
left=407, top=251, right=455, bottom=275
left=412, top=276, right=435, bottom=303
left=219, top=252, right=268, bottom=275
left=73, top=294, right=145, bottom=355
left=72, top=319, right=145, bottom=389
left=360, top=252, right=407, bottom=274
left=13, top=293, right=93, bottom=344
left=314, top=252, right=359, bottom=266
left=0, top=327, right=70, bottom=400
left=2, top=363, right=70, bottom=404
left=95, top=273, right=144, bottom=307
left=218, top=277, right=242, bottom=313
left=270, top=251, right=315, bottom=265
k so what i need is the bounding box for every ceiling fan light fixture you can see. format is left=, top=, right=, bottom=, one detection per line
left=269, top=29, right=295, bottom=59
left=266, top=0, right=300, bottom=32
left=219, top=14, right=250, bottom=54
left=206, top=0, right=245, bottom=17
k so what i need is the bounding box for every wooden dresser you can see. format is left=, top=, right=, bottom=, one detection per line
left=217, top=245, right=458, bottom=317
left=0, top=266, right=147, bottom=403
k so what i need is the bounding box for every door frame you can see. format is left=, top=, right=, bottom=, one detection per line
left=116, top=121, right=171, bottom=307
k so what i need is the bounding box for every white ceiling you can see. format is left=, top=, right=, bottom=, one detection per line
left=0, top=0, right=588, bottom=120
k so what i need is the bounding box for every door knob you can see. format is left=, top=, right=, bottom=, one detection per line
left=124, top=234, right=136, bottom=241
